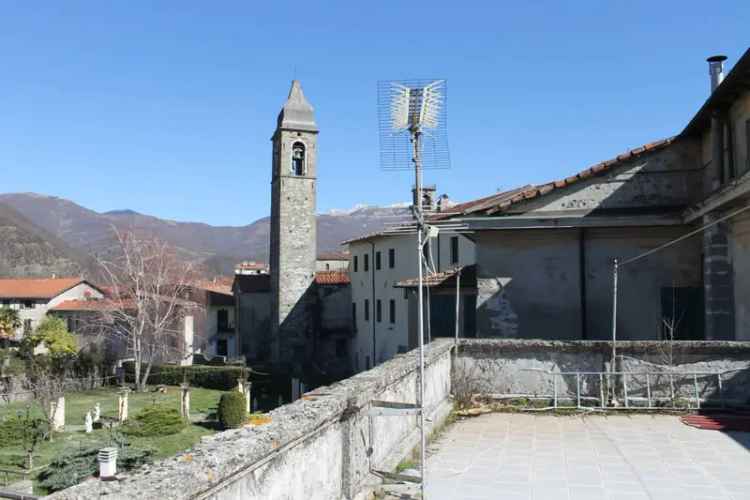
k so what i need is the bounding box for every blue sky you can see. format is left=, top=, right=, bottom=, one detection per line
left=1, top=1, right=748, bottom=226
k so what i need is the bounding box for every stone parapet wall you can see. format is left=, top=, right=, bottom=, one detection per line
left=456, top=339, right=750, bottom=405
left=49, top=339, right=455, bottom=500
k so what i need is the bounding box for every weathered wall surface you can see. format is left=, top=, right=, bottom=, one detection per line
left=475, top=226, right=702, bottom=340
left=49, top=340, right=455, bottom=500
left=731, top=210, right=750, bottom=340
left=512, top=141, right=702, bottom=215
left=456, top=339, right=750, bottom=405
left=238, top=292, right=271, bottom=362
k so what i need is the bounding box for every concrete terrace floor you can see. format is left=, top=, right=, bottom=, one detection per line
left=423, top=413, right=750, bottom=500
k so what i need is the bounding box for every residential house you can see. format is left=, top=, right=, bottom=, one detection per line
left=344, top=203, right=475, bottom=370
left=0, top=277, right=104, bottom=339
left=316, top=252, right=350, bottom=272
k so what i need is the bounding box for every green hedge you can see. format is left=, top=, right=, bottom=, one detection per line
left=123, top=363, right=246, bottom=390
left=218, top=392, right=246, bottom=429
left=122, top=406, right=185, bottom=437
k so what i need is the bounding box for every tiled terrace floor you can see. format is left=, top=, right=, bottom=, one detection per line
left=424, top=413, right=750, bottom=500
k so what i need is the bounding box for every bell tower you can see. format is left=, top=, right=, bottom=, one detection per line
left=269, top=80, right=318, bottom=370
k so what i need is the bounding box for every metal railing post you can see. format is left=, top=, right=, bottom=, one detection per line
left=670, top=374, right=676, bottom=408
left=599, top=373, right=605, bottom=409
left=576, top=373, right=581, bottom=409
left=623, top=372, right=629, bottom=408
left=553, top=375, right=558, bottom=409
left=693, top=373, right=700, bottom=409
left=646, top=373, right=652, bottom=408
left=718, top=373, right=725, bottom=409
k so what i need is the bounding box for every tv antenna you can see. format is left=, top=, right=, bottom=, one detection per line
left=373, top=79, right=451, bottom=498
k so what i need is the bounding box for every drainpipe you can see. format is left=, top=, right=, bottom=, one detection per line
left=707, top=56, right=728, bottom=187
left=370, top=241, right=376, bottom=366
left=579, top=229, right=588, bottom=340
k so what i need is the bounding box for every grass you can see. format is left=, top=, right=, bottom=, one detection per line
left=0, top=385, right=225, bottom=493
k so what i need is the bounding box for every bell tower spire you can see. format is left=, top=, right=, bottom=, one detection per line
left=269, top=80, right=319, bottom=371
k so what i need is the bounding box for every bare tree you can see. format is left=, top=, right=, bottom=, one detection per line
left=94, top=229, right=203, bottom=392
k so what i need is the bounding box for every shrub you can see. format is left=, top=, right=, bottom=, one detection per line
left=218, top=391, right=246, bottom=429
left=0, top=411, right=48, bottom=448
left=39, top=443, right=154, bottom=493
left=122, top=363, right=246, bottom=390
left=122, top=406, right=185, bottom=437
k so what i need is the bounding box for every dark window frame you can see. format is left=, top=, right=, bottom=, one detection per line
left=375, top=251, right=382, bottom=271
left=389, top=299, right=396, bottom=324
left=450, top=236, right=459, bottom=265
left=388, top=248, right=395, bottom=268
left=376, top=299, right=382, bottom=323
left=364, top=299, right=370, bottom=321
left=364, top=253, right=369, bottom=272
left=353, top=255, right=358, bottom=272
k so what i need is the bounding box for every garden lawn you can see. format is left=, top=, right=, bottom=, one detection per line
left=0, top=386, right=224, bottom=492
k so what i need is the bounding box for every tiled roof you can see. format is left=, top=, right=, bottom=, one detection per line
left=235, top=261, right=268, bottom=271
left=438, top=138, right=675, bottom=218
left=395, top=265, right=476, bottom=289
left=50, top=299, right=122, bottom=312
left=192, top=278, right=234, bottom=297
left=314, top=271, right=350, bottom=285
left=0, top=277, right=88, bottom=299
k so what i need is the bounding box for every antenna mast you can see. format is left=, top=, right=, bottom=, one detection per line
left=377, top=79, right=449, bottom=498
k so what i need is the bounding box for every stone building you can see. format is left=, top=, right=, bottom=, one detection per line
left=433, top=50, right=750, bottom=341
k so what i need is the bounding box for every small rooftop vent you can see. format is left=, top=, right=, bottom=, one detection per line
left=707, top=55, right=728, bottom=93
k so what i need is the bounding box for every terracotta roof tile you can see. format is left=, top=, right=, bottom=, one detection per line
left=440, top=137, right=675, bottom=218
left=0, top=278, right=88, bottom=299
left=50, top=299, right=121, bottom=312
left=314, top=271, right=350, bottom=285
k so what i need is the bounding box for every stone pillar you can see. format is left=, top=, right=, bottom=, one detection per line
left=118, top=388, right=130, bottom=422
left=93, top=403, right=101, bottom=423
left=98, top=447, right=118, bottom=479
left=85, top=412, right=93, bottom=433
left=236, top=378, right=244, bottom=395
left=244, top=382, right=252, bottom=413
left=180, top=383, right=190, bottom=419
left=181, top=315, right=194, bottom=366
left=704, top=214, right=735, bottom=340
left=50, top=396, right=65, bottom=431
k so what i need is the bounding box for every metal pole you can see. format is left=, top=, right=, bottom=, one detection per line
left=412, top=127, right=426, bottom=497
left=610, top=258, right=619, bottom=404
left=454, top=269, right=461, bottom=347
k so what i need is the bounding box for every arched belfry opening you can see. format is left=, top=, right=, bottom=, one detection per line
left=292, top=142, right=306, bottom=176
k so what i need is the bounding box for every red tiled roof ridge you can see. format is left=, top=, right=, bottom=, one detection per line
left=445, top=137, right=675, bottom=218
left=314, top=271, right=350, bottom=285
left=0, top=277, right=88, bottom=299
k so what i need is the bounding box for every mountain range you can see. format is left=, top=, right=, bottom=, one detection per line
left=0, top=193, right=410, bottom=277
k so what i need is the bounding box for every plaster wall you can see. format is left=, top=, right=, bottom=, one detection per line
left=475, top=226, right=702, bottom=340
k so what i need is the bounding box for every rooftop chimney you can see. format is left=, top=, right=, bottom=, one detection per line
left=707, top=55, right=728, bottom=92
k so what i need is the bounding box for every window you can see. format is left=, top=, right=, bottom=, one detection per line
left=388, top=248, right=395, bottom=269
left=216, top=339, right=228, bottom=357
left=364, top=299, right=370, bottom=321
left=23, top=300, right=34, bottom=310
left=376, top=299, right=382, bottom=322
left=375, top=251, right=382, bottom=270
left=450, top=236, right=459, bottom=265
left=352, top=302, right=357, bottom=327
left=389, top=299, right=396, bottom=324
left=23, top=319, right=32, bottom=334
left=217, top=309, right=229, bottom=332
left=325, top=263, right=330, bottom=271
left=291, top=142, right=306, bottom=176
left=364, top=254, right=369, bottom=272
left=353, top=255, right=358, bottom=272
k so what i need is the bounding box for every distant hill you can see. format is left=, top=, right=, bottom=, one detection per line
left=0, top=193, right=410, bottom=276
left=0, top=201, right=92, bottom=278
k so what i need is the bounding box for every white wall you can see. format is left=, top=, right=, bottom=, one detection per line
left=3, top=282, right=103, bottom=339
left=348, top=233, right=474, bottom=371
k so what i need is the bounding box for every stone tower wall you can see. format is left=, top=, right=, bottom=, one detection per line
left=270, top=129, right=318, bottom=368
